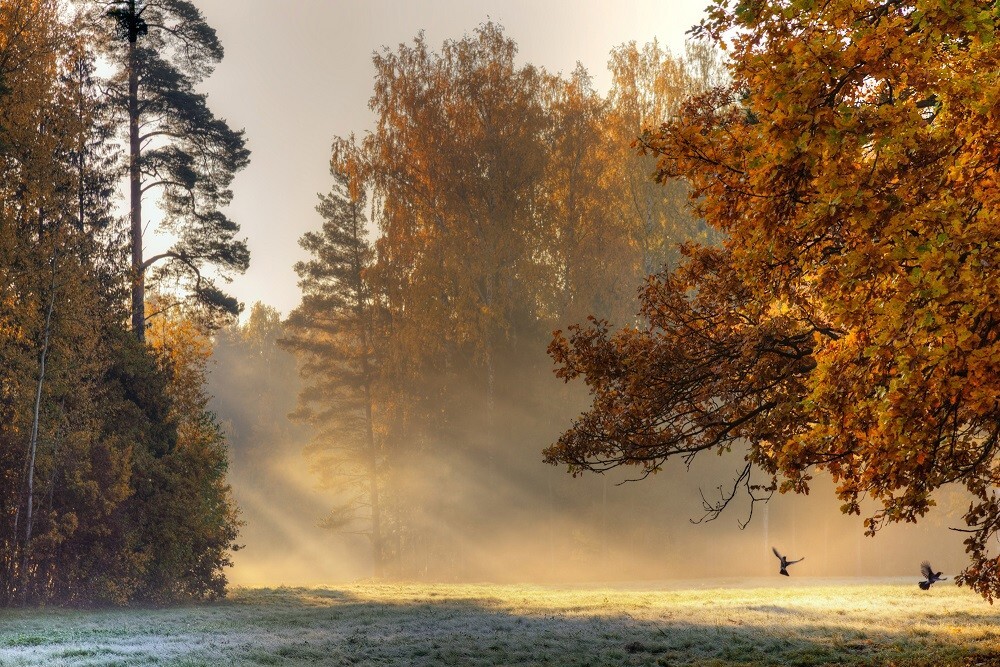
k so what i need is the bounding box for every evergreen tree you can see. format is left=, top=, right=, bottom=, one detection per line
left=141, top=306, right=242, bottom=602
left=0, top=0, right=241, bottom=604
left=105, top=0, right=250, bottom=340
left=282, top=139, right=386, bottom=576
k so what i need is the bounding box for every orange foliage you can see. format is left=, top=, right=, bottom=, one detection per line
left=547, top=0, right=1000, bottom=600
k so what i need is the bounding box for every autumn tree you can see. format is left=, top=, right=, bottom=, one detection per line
left=0, top=0, right=241, bottom=605
left=539, top=65, right=635, bottom=326
left=545, top=0, right=1000, bottom=599
left=357, top=24, right=564, bottom=574
left=0, top=0, right=111, bottom=601
left=365, top=22, right=549, bottom=423
left=282, top=139, right=387, bottom=576
left=104, top=0, right=250, bottom=340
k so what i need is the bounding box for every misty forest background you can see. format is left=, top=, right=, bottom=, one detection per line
left=205, top=19, right=966, bottom=583
left=0, top=0, right=967, bottom=606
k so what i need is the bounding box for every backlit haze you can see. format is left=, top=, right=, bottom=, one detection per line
left=195, top=0, right=709, bottom=316
left=192, top=0, right=967, bottom=587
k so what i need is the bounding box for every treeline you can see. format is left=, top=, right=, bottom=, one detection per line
left=283, top=23, right=725, bottom=578
left=0, top=0, right=242, bottom=604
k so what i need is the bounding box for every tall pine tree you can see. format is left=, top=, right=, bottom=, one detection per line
left=105, top=0, right=250, bottom=340
left=282, top=139, right=386, bottom=577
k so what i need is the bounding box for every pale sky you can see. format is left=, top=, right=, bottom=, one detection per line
left=190, top=0, right=714, bottom=317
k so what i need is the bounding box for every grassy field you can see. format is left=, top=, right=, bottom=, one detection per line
left=0, top=579, right=999, bottom=666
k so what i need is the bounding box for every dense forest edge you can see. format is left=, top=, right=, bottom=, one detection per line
left=0, top=0, right=244, bottom=605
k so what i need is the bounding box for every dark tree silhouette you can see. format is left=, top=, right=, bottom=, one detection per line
left=106, top=0, right=250, bottom=340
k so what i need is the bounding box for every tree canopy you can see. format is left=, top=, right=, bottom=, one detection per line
left=280, top=23, right=723, bottom=578
left=105, top=0, right=250, bottom=338
left=545, top=0, right=1000, bottom=599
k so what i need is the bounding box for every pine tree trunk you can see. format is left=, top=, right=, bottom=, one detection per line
left=128, top=30, right=144, bottom=342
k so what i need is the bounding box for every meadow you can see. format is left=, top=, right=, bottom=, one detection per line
left=0, top=579, right=998, bottom=666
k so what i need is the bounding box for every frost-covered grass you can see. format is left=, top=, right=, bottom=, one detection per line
left=1, top=579, right=999, bottom=665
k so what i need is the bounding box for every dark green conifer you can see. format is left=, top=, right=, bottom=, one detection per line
left=106, top=0, right=250, bottom=339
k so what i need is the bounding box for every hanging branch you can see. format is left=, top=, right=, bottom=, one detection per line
left=691, top=461, right=776, bottom=530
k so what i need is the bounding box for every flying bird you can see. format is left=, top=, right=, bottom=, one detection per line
left=919, top=561, right=946, bottom=590
left=772, top=547, right=804, bottom=576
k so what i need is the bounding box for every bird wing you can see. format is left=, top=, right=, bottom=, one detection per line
left=772, top=547, right=783, bottom=560
left=787, top=557, right=804, bottom=565
left=920, top=561, right=933, bottom=579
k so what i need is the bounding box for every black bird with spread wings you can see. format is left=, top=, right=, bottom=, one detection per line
left=919, top=561, right=946, bottom=590
left=772, top=547, right=804, bottom=576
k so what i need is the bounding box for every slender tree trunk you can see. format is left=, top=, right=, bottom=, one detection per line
left=762, top=503, right=769, bottom=570
left=485, top=345, right=496, bottom=438
left=22, top=264, right=57, bottom=601
left=361, top=357, right=383, bottom=578
left=601, top=475, right=608, bottom=569
left=547, top=478, right=555, bottom=578
left=484, top=279, right=496, bottom=479
left=128, top=29, right=144, bottom=341
left=77, top=59, right=86, bottom=232
left=643, top=189, right=656, bottom=276
left=392, top=450, right=402, bottom=576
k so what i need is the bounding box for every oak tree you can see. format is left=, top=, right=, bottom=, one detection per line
left=546, top=0, right=1000, bottom=599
